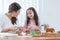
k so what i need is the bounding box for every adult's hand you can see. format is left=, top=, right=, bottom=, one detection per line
left=1, top=27, right=18, bottom=32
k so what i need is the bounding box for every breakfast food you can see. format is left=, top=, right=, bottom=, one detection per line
left=46, top=28, right=55, bottom=33
left=44, top=24, right=55, bottom=33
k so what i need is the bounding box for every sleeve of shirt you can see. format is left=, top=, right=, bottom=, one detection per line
left=22, top=21, right=28, bottom=32
left=23, top=20, right=27, bottom=28
left=37, top=20, right=41, bottom=31
left=0, top=15, right=4, bottom=32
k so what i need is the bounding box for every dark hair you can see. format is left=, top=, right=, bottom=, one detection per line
left=9, top=2, right=21, bottom=12
left=26, top=7, right=39, bottom=26
left=9, top=2, right=21, bottom=25
left=11, top=17, right=17, bottom=25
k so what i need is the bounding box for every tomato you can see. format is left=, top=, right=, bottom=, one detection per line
left=18, top=33, right=23, bottom=36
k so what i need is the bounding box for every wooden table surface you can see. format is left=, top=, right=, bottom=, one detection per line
left=33, top=37, right=60, bottom=40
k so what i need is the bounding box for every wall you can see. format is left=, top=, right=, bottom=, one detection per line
left=41, top=0, right=60, bottom=32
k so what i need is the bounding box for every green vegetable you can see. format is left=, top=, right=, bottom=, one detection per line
left=35, top=31, right=40, bottom=34
left=30, top=30, right=41, bottom=36
left=30, top=31, right=35, bottom=35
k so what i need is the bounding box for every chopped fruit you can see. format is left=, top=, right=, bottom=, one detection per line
left=18, top=33, right=23, bottom=36
left=30, top=31, right=36, bottom=35
left=35, top=31, right=40, bottom=34
left=33, top=34, right=42, bottom=37
left=30, top=30, right=41, bottom=36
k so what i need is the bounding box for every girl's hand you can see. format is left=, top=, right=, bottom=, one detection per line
left=28, top=26, right=31, bottom=29
left=22, top=26, right=31, bottom=32
left=16, top=27, right=23, bottom=34
left=35, top=27, right=40, bottom=31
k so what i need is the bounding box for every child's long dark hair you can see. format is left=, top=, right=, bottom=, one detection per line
left=26, top=7, right=39, bottom=26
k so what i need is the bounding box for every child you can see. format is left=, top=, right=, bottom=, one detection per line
left=23, top=7, right=40, bottom=34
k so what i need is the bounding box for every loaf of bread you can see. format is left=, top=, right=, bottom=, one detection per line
left=44, top=24, right=55, bottom=33
left=46, top=28, right=55, bottom=33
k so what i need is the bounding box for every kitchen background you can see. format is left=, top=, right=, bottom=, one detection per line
left=0, top=0, right=60, bottom=32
